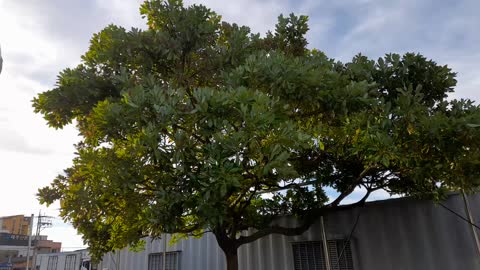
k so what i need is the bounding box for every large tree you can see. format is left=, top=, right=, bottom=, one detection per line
left=34, top=1, right=480, bottom=269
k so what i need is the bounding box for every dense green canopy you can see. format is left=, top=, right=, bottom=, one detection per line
left=34, top=1, right=480, bottom=269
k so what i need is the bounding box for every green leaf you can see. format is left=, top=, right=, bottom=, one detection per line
left=220, top=183, right=227, bottom=197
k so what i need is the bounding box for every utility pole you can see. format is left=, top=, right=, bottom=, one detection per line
left=320, top=216, right=332, bottom=270
left=163, top=234, right=167, bottom=270
left=462, top=191, right=480, bottom=258
left=26, top=214, right=34, bottom=270
left=31, top=211, right=53, bottom=270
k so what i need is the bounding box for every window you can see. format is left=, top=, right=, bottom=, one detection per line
left=292, top=240, right=353, bottom=270
left=148, top=252, right=180, bottom=270
left=47, top=256, right=58, bottom=270
left=65, top=254, right=77, bottom=270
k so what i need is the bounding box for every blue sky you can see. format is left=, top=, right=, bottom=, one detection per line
left=0, top=0, right=479, bottom=250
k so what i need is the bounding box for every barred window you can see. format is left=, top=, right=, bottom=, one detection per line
left=65, top=254, right=77, bottom=270
left=292, top=240, right=354, bottom=270
left=47, top=256, right=58, bottom=270
left=148, top=252, right=180, bottom=270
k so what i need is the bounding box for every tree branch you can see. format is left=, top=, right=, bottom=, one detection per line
left=172, top=123, right=208, bottom=144
left=238, top=186, right=259, bottom=214
left=238, top=191, right=376, bottom=245
left=237, top=221, right=313, bottom=245
left=189, top=230, right=210, bottom=237
left=258, top=179, right=318, bottom=194
left=168, top=223, right=201, bottom=234
left=230, top=187, right=252, bottom=208
left=329, top=166, right=373, bottom=207
left=237, top=204, right=335, bottom=245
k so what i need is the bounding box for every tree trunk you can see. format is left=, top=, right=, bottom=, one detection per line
left=214, top=228, right=240, bottom=270
left=225, top=250, right=239, bottom=270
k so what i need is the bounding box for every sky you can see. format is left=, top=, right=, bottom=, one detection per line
left=0, top=0, right=479, bottom=251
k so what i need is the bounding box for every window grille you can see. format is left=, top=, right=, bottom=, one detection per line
left=148, top=252, right=180, bottom=270
left=46, top=256, right=58, bottom=270
left=65, top=254, right=77, bottom=270
left=292, top=240, right=353, bottom=270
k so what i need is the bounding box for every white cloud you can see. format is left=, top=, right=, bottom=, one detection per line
left=185, top=0, right=292, bottom=35
left=0, top=0, right=82, bottom=249
left=95, top=0, right=145, bottom=29
left=438, top=53, right=480, bottom=101
left=293, top=0, right=480, bottom=102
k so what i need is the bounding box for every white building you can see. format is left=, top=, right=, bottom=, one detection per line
left=36, top=249, right=91, bottom=270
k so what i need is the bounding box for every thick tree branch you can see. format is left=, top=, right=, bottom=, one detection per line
left=329, top=166, right=373, bottom=207
left=237, top=220, right=314, bottom=245
left=238, top=187, right=259, bottom=214
left=238, top=193, right=376, bottom=246
left=230, top=188, right=252, bottom=208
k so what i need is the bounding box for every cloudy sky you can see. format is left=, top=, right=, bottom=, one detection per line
left=0, top=0, right=479, bottom=251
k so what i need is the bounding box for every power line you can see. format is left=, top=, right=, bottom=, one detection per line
left=438, top=202, right=480, bottom=231
left=332, top=211, right=361, bottom=270
left=331, top=194, right=480, bottom=269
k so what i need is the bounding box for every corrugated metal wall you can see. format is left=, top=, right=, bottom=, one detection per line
left=98, top=193, right=480, bottom=270
left=98, top=232, right=225, bottom=270
left=37, top=251, right=84, bottom=270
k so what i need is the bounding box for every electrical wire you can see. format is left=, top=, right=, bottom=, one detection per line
left=331, top=196, right=480, bottom=269
left=438, top=202, right=480, bottom=230
left=332, top=211, right=361, bottom=270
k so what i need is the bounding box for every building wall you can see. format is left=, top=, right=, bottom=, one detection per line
left=0, top=216, right=31, bottom=236
left=0, top=233, right=30, bottom=246
left=36, top=240, right=62, bottom=254
left=36, top=250, right=89, bottom=270
left=0, top=250, right=17, bottom=264
left=0, top=236, right=62, bottom=270
left=96, top=193, right=480, bottom=270
left=0, top=245, right=30, bottom=258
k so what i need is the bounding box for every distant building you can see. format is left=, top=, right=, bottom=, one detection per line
left=0, top=233, right=61, bottom=270
left=36, top=249, right=92, bottom=270
left=0, top=216, right=32, bottom=235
